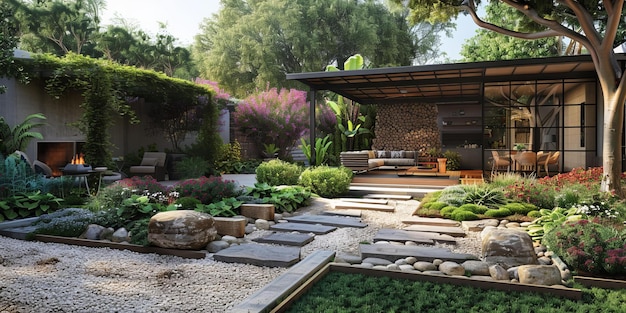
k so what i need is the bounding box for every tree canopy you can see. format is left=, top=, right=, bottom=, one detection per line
left=194, top=0, right=449, bottom=97
left=396, top=0, right=626, bottom=196
left=460, top=1, right=560, bottom=61
left=0, top=1, right=27, bottom=93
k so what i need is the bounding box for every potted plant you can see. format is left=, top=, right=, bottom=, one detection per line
left=514, top=143, right=527, bottom=152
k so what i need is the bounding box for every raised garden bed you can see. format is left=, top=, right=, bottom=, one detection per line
left=271, top=263, right=583, bottom=312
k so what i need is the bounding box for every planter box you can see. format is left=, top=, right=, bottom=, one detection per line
left=241, top=203, right=275, bottom=221
left=271, top=263, right=582, bottom=312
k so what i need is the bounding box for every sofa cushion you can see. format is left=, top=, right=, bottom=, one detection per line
left=404, top=151, right=416, bottom=159
left=141, top=157, right=159, bottom=166
left=376, top=150, right=390, bottom=158
left=368, top=159, right=385, bottom=168
left=384, top=159, right=415, bottom=166
left=367, top=150, right=375, bottom=158
left=390, top=150, right=403, bottom=158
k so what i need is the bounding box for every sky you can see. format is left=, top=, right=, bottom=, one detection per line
left=100, top=0, right=479, bottom=62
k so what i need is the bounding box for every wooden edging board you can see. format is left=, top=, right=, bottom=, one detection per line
left=574, top=276, right=626, bottom=289
left=34, top=235, right=206, bottom=259
left=271, top=263, right=582, bottom=312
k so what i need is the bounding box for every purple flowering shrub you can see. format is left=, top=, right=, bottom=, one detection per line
left=543, top=219, right=626, bottom=275
left=234, top=87, right=309, bottom=159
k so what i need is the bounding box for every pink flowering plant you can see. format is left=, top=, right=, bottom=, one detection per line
left=543, top=219, right=626, bottom=275
left=234, top=87, right=309, bottom=159
left=174, top=176, right=239, bottom=204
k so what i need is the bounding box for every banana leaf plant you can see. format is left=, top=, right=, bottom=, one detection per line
left=325, top=54, right=371, bottom=151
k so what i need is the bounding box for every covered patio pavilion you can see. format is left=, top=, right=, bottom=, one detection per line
left=286, top=54, right=626, bottom=176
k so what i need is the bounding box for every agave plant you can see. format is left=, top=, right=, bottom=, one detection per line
left=0, top=113, right=47, bottom=155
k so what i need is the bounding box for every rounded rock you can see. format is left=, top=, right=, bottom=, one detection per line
left=386, top=264, right=400, bottom=271
left=254, top=219, right=270, bottom=230
left=207, top=240, right=230, bottom=253
left=413, top=261, right=436, bottom=271
left=405, top=257, right=417, bottom=265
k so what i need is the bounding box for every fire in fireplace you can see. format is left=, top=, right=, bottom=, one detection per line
left=37, top=142, right=86, bottom=176
left=63, top=153, right=93, bottom=173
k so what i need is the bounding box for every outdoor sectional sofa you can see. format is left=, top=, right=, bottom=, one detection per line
left=340, top=150, right=417, bottom=172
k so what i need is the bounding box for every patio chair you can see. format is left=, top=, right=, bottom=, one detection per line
left=129, top=152, right=167, bottom=181
left=490, top=150, right=510, bottom=177
left=33, top=160, right=54, bottom=178
left=515, top=151, right=537, bottom=173
left=543, top=151, right=560, bottom=176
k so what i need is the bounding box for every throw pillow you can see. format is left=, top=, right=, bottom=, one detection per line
left=367, top=150, right=375, bottom=159
left=391, top=151, right=403, bottom=158
left=140, top=157, right=159, bottom=166
left=376, top=150, right=387, bottom=158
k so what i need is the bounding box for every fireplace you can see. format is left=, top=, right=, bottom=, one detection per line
left=37, top=142, right=85, bottom=177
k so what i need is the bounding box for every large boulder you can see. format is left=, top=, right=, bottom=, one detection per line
left=148, top=210, right=217, bottom=250
left=481, top=229, right=537, bottom=268
left=518, top=265, right=562, bottom=286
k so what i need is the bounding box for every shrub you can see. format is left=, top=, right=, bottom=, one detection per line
left=175, top=176, right=238, bottom=204
left=234, top=87, right=309, bottom=159
left=462, top=185, right=506, bottom=208
left=175, top=196, right=202, bottom=210
left=451, top=210, right=480, bottom=221
left=127, top=218, right=151, bottom=246
left=30, top=208, right=99, bottom=237
left=255, top=159, right=303, bottom=186
left=299, top=166, right=352, bottom=198
left=501, top=202, right=537, bottom=215
left=504, top=178, right=556, bottom=209
left=484, top=207, right=512, bottom=218
left=437, top=186, right=467, bottom=207
left=174, top=156, right=212, bottom=179
left=543, top=219, right=626, bottom=275
left=443, top=150, right=461, bottom=171
left=528, top=210, right=542, bottom=218
left=457, top=203, right=488, bottom=214
left=195, top=197, right=242, bottom=217
left=243, top=183, right=311, bottom=213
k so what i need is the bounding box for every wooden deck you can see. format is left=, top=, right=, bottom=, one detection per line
left=351, top=169, right=484, bottom=188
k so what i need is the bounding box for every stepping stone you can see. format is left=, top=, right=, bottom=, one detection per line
left=338, top=198, right=389, bottom=205
left=252, top=232, right=314, bottom=247
left=461, top=219, right=499, bottom=231
left=364, top=194, right=412, bottom=200
left=402, top=217, right=461, bottom=227
left=270, top=223, right=336, bottom=235
left=322, top=209, right=362, bottom=217
left=373, top=229, right=457, bottom=245
left=359, top=244, right=478, bottom=263
left=231, top=250, right=335, bottom=313
left=285, top=215, right=367, bottom=228
left=333, top=201, right=395, bottom=212
left=403, top=225, right=467, bottom=237
left=213, top=243, right=300, bottom=267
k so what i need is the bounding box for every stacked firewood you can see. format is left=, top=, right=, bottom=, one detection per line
left=372, top=103, right=441, bottom=152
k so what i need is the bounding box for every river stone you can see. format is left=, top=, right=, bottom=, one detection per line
left=518, top=265, right=562, bottom=286
left=362, top=257, right=392, bottom=266
left=111, top=228, right=129, bottom=243
left=399, top=264, right=415, bottom=272
left=439, top=261, right=465, bottom=276
left=386, top=264, right=400, bottom=271
left=482, top=229, right=537, bottom=268
left=405, top=257, right=418, bottom=265
left=538, top=256, right=552, bottom=265
left=207, top=240, right=230, bottom=253
left=255, top=219, right=270, bottom=230
left=99, top=227, right=115, bottom=240
left=413, top=261, right=436, bottom=271
left=489, top=264, right=509, bottom=280
left=221, top=235, right=239, bottom=244
left=462, top=260, right=490, bottom=276
left=148, top=210, right=216, bottom=250
left=81, top=224, right=105, bottom=240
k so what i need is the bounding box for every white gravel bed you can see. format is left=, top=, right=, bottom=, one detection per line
left=0, top=197, right=483, bottom=312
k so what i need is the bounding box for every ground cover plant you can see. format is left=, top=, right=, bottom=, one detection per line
left=286, top=272, right=626, bottom=313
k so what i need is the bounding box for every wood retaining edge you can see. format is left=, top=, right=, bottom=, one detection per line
left=272, top=263, right=582, bottom=312
left=574, top=276, right=626, bottom=289
left=34, top=235, right=206, bottom=259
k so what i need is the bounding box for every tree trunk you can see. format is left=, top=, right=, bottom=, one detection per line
left=601, top=87, right=625, bottom=198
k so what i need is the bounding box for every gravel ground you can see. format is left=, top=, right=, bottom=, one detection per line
left=0, top=198, right=481, bottom=313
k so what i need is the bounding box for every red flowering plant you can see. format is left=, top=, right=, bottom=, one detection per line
left=543, top=219, right=626, bottom=275
left=174, top=176, right=239, bottom=204
left=234, top=86, right=309, bottom=159
left=504, top=178, right=556, bottom=209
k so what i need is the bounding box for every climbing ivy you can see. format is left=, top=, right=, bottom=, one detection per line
left=18, top=53, right=216, bottom=166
